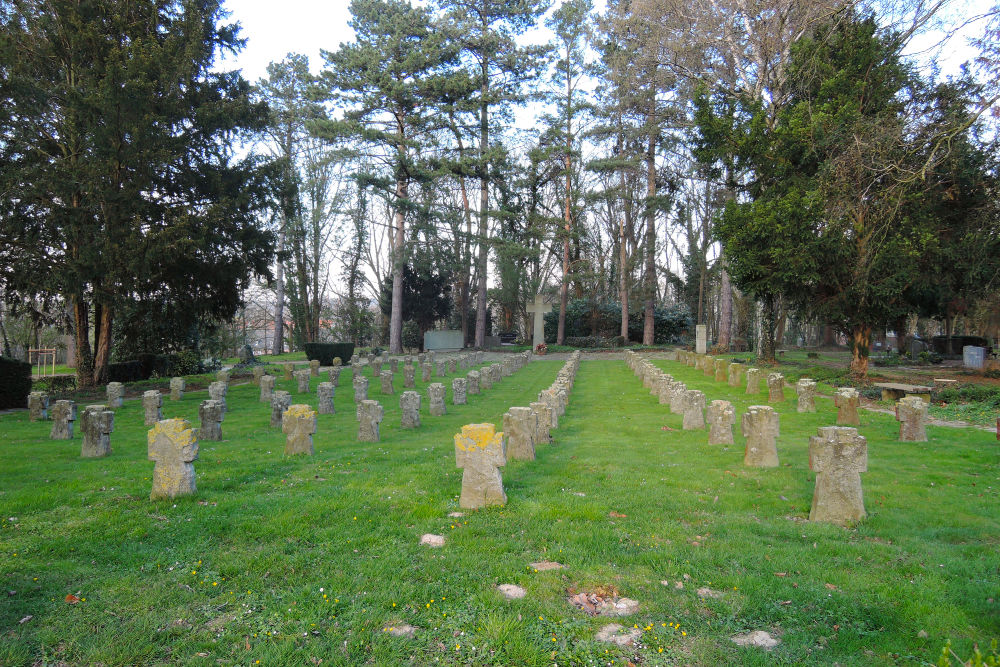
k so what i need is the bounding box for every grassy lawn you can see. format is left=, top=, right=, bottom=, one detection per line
left=1, top=358, right=997, bottom=665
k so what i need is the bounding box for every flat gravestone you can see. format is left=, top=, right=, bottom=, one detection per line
left=400, top=391, right=421, bottom=428
left=259, top=375, right=276, bottom=403
left=199, top=399, right=224, bottom=441
left=106, top=382, right=124, bottom=408
left=270, top=391, right=291, bottom=429
left=809, top=426, right=867, bottom=525
left=283, top=404, right=317, bottom=455
left=317, top=382, right=335, bottom=414
left=148, top=418, right=199, bottom=500
left=455, top=423, right=507, bottom=508
left=357, top=400, right=384, bottom=442
left=81, top=404, right=114, bottom=458
left=742, top=405, right=779, bottom=467
left=503, top=407, right=536, bottom=461
left=50, top=400, right=76, bottom=439
left=707, top=400, right=735, bottom=445
left=170, top=377, right=185, bottom=400
left=142, top=390, right=162, bottom=426
left=835, top=388, right=860, bottom=426
left=452, top=378, right=467, bottom=405
left=428, top=383, right=446, bottom=416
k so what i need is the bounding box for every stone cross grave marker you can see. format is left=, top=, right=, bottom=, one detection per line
left=106, top=382, right=124, bottom=408
left=283, top=404, right=317, bottom=455
left=455, top=423, right=507, bottom=508
left=400, top=391, right=421, bottom=428
left=808, top=426, right=867, bottom=524
left=452, top=378, right=467, bottom=405
left=707, top=400, right=735, bottom=445
left=148, top=418, right=199, bottom=500
left=170, top=377, right=185, bottom=400
left=835, top=388, right=860, bottom=426
left=742, top=406, right=779, bottom=467
left=503, top=407, right=536, bottom=461
left=796, top=379, right=817, bottom=413
left=897, top=396, right=928, bottom=442
left=81, top=404, right=114, bottom=458
left=28, top=391, right=49, bottom=421
left=143, top=390, right=162, bottom=426
left=259, top=375, right=275, bottom=403
left=199, top=399, right=224, bottom=441
left=270, top=391, right=291, bottom=429
left=317, top=382, right=335, bottom=414
left=50, top=400, right=76, bottom=439
left=295, top=369, right=311, bottom=393
left=357, top=400, right=384, bottom=442
left=525, top=294, right=549, bottom=348
left=428, top=383, right=447, bottom=416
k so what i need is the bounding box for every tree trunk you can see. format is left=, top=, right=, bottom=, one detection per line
left=718, top=265, right=732, bottom=350
left=273, top=221, right=286, bottom=355
left=72, top=298, right=94, bottom=388
left=823, top=324, right=836, bottom=346
left=93, top=303, right=112, bottom=385
left=558, top=229, right=569, bottom=345
left=474, top=73, right=489, bottom=350
left=760, top=295, right=777, bottom=363
left=643, top=135, right=656, bottom=345
left=388, top=171, right=407, bottom=355
left=849, top=324, right=872, bottom=377
left=619, top=215, right=629, bottom=340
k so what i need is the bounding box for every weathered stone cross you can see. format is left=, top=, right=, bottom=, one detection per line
left=525, top=294, right=549, bottom=348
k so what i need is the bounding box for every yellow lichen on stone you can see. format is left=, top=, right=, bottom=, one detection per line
left=455, top=423, right=503, bottom=452
left=284, top=404, right=316, bottom=419
left=147, top=418, right=195, bottom=446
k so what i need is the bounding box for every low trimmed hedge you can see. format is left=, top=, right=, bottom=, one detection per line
left=0, top=356, right=32, bottom=409
left=303, top=343, right=355, bottom=366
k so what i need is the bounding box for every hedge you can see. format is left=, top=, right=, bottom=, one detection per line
left=303, top=342, right=355, bottom=366
left=0, top=356, right=32, bottom=409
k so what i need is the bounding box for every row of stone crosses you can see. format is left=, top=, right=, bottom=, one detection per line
left=455, top=351, right=582, bottom=510
left=25, top=350, right=539, bottom=501
left=626, top=350, right=929, bottom=526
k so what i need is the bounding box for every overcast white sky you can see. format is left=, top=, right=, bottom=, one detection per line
left=219, top=0, right=988, bottom=86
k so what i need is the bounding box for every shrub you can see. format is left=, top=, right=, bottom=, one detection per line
left=0, top=356, right=32, bottom=409
left=919, top=350, right=943, bottom=365
left=32, top=375, right=77, bottom=394
left=303, top=342, right=355, bottom=366
left=172, top=350, right=202, bottom=376
left=107, top=360, right=145, bottom=383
